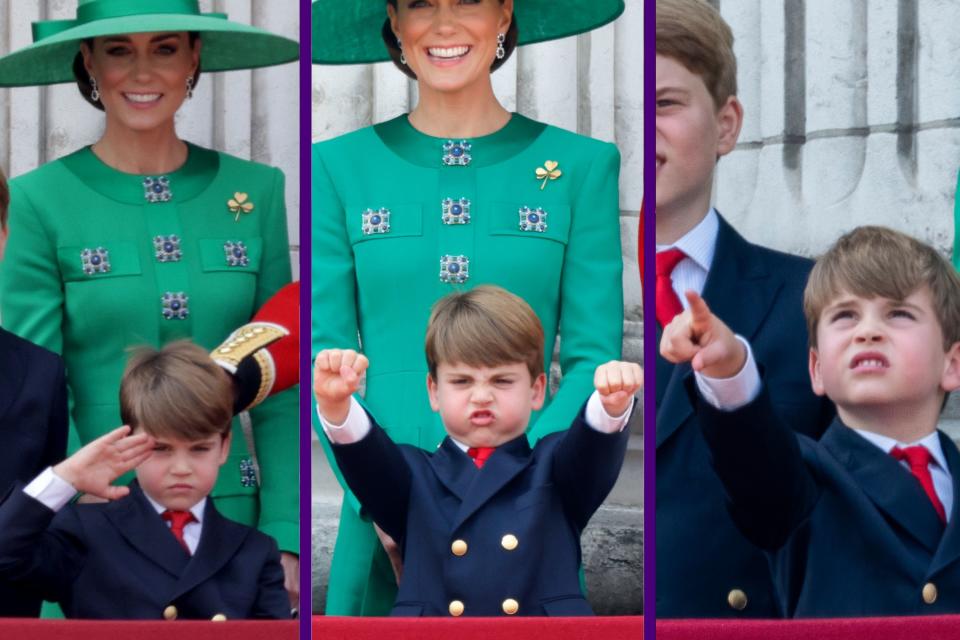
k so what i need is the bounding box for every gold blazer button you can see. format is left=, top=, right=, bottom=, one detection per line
left=502, top=598, right=519, bottom=615
left=727, top=589, right=748, bottom=611
left=501, top=534, right=519, bottom=551
left=163, top=605, right=178, bottom=620
left=923, top=582, right=938, bottom=604
left=451, top=539, right=468, bottom=556
left=449, top=600, right=465, bottom=616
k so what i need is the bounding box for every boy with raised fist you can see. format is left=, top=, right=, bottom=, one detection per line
left=314, top=285, right=640, bottom=616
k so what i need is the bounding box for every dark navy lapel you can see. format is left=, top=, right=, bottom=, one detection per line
left=451, top=435, right=533, bottom=531
left=656, top=215, right=777, bottom=448
left=430, top=438, right=479, bottom=502
left=821, top=422, right=943, bottom=553
left=0, top=330, right=25, bottom=425
left=171, top=497, right=249, bottom=600
left=103, top=481, right=191, bottom=578
left=931, top=431, right=960, bottom=574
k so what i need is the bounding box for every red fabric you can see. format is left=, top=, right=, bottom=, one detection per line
left=161, top=510, right=195, bottom=553
left=657, top=615, right=960, bottom=640
left=467, top=447, right=496, bottom=468
left=891, top=446, right=946, bottom=523
left=638, top=203, right=644, bottom=288
left=313, top=616, right=643, bottom=640
left=655, top=248, right=686, bottom=327
left=0, top=619, right=296, bottom=639
left=251, top=281, right=300, bottom=394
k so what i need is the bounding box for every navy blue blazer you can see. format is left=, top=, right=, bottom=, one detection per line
left=330, top=404, right=630, bottom=616
left=656, top=215, right=835, bottom=618
left=0, top=327, right=67, bottom=617
left=0, top=481, right=288, bottom=620
left=698, top=387, right=960, bottom=617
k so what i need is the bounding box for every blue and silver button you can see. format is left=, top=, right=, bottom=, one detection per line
left=143, top=176, right=172, bottom=203
left=518, top=206, right=548, bottom=233
left=442, top=198, right=471, bottom=225
left=161, top=292, right=189, bottom=320
left=224, top=240, right=249, bottom=267
left=362, top=208, right=391, bottom=235
left=440, top=255, right=470, bottom=284
left=153, top=235, right=182, bottom=262
left=80, top=247, right=111, bottom=275
left=442, top=140, right=472, bottom=166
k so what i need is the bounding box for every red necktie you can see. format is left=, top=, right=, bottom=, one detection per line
left=162, top=510, right=196, bottom=553
left=656, top=248, right=687, bottom=327
left=467, top=447, right=496, bottom=469
left=891, top=446, right=947, bottom=523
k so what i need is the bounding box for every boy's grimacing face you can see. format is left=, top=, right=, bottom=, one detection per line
left=427, top=361, right=546, bottom=448
left=133, top=427, right=230, bottom=511
left=808, top=287, right=960, bottom=416
left=655, top=54, right=742, bottom=220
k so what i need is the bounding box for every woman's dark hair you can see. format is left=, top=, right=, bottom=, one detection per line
left=72, top=32, right=202, bottom=110
left=382, top=0, right=518, bottom=80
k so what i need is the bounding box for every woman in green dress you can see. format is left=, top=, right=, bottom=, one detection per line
left=312, top=0, right=627, bottom=616
left=0, top=0, right=300, bottom=609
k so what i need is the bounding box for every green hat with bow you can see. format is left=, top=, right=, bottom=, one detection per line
left=0, top=0, right=299, bottom=87
left=311, top=0, right=625, bottom=65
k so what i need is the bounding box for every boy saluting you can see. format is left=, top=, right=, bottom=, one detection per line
left=662, top=226, right=960, bottom=617
left=314, top=286, right=640, bottom=616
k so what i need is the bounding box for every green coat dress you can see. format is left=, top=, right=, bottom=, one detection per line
left=0, top=144, right=298, bottom=554
left=312, top=114, right=624, bottom=615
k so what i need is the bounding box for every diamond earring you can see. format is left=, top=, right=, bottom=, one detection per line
left=496, top=33, right=506, bottom=60
left=186, top=76, right=194, bottom=100
left=397, top=37, right=406, bottom=65
left=89, top=76, right=100, bottom=102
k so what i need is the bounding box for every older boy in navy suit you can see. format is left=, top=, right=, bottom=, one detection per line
left=655, top=0, right=834, bottom=617
left=0, top=168, right=68, bottom=618
left=0, top=341, right=288, bottom=620
left=313, top=286, right=640, bottom=616
left=662, top=226, right=960, bottom=616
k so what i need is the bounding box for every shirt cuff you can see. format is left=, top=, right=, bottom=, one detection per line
left=584, top=391, right=633, bottom=434
left=317, top=396, right=371, bottom=444
left=695, top=335, right=761, bottom=410
left=24, top=467, right=77, bottom=512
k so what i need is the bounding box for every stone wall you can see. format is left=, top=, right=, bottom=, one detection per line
left=310, top=0, right=644, bottom=615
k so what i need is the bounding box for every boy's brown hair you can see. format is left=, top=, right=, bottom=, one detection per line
left=804, top=226, right=960, bottom=349
left=425, top=285, right=545, bottom=381
left=0, top=166, right=9, bottom=230
left=656, top=0, right=738, bottom=108
left=120, top=340, right=233, bottom=440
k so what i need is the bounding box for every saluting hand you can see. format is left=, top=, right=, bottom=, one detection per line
left=53, top=426, right=154, bottom=501
left=313, top=348, right=369, bottom=425
left=594, top=360, right=643, bottom=417
left=659, top=291, right=746, bottom=378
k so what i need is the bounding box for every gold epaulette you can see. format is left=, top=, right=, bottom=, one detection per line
left=211, top=322, right=288, bottom=372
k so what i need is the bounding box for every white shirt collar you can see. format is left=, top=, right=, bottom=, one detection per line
left=449, top=437, right=470, bottom=453
left=143, top=490, right=207, bottom=524
left=852, top=429, right=948, bottom=472
left=656, top=207, right=719, bottom=273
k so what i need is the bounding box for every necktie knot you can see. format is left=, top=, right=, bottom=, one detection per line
left=162, top=509, right=196, bottom=553
left=467, top=446, right=496, bottom=469
left=655, top=248, right=687, bottom=327
left=890, top=445, right=946, bottom=523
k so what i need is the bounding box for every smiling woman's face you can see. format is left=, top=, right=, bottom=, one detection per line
left=388, top=0, right=512, bottom=94
left=81, top=31, right=200, bottom=134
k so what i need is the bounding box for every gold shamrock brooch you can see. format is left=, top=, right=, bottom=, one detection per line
left=536, top=161, right=562, bottom=190
left=228, top=192, right=255, bottom=222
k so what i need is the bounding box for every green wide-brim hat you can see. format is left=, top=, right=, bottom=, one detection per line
left=0, top=0, right=299, bottom=88
left=311, top=0, right=625, bottom=65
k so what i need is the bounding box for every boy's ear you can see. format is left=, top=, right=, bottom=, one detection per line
left=715, top=95, right=744, bottom=158
left=808, top=348, right=826, bottom=397
left=530, top=372, right=547, bottom=411
left=426, top=373, right=440, bottom=412
left=940, top=342, right=960, bottom=393
left=218, top=430, right=232, bottom=466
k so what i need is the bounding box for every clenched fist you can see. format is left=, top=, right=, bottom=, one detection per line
left=594, top=360, right=643, bottom=417
left=313, top=349, right=369, bottom=425
left=659, top=291, right=746, bottom=378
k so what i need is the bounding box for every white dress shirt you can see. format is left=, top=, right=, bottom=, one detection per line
left=25, top=468, right=207, bottom=553
left=695, top=344, right=954, bottom=521
left=656, top=207, right=720, bottom=304
left=319, top=392, right=634, bottom=446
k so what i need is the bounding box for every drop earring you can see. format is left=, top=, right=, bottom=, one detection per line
left=496, top=33, right=506, bottom=60
left=186, top=75, right=194, bottom=99
left=89, top=76, right=100, bottom=102
left=398, top=37, right=406, bottom=65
